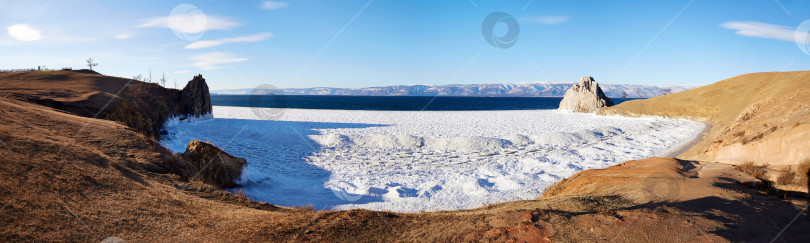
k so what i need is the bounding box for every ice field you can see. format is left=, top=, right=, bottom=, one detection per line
left=161, top=106, right=705, bottom=212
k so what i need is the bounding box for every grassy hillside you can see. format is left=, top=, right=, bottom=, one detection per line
left=600, top=71, right=810, bottom=165
left=0, top=70, right=197, bottom=139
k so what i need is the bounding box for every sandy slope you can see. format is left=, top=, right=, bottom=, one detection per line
left=600, top=71, right=810, bottom=166
left=1, top=70, right=808, bottom=241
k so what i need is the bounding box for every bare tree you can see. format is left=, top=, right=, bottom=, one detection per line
left=147, top=68, right=152, bottom=83
left=621, top=91, right=627, bottom=101
left=132, top=74, right=143, bottom=81
left=86, top=58, right=98, bottom=70
left=160, top=72, right=167, bottom=87
left=174, top=79, right=178, bottom=89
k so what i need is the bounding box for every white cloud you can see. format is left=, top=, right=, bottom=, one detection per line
left=173, top=70, right=192, bottom=74
left=520, top=16, right=570, bottom=25
left=6, top=24, right=41, bottom=41
left=720, top=21, right=802, bottom=43
left=262, top=1, right=289, bottom=10
left=114, top=34, right=131, bottom=39
left=191, top=52, right=247, bottom=70
left=137, top=14, right=240, bottom=34
left=185, top=32, right=273, bottom=49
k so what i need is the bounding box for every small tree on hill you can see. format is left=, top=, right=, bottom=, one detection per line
left=86, top=58, right=98, bottom=70
left=160, top=72, right=167, bottom=87
left=661, top=88, right=673, bottom=96
left=621, top=91, right=627, bottom=101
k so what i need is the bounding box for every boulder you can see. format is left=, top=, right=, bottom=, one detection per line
left=558, top=76, right=613, bottom=113
left=181, top=140, right=247, bottom=189
left=180, top=74, right=213, bottom=118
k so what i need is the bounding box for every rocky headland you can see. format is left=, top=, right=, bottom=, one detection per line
left=0, top=70, right=808, bottom=241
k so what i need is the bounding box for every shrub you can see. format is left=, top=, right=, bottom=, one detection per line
left=776, top=166, right=796, bottom=185
left=797, top=158, right=810, bottom=186
left=738, top=161, right=765, bottom=179
left=233, top=188, right=249, bottom=198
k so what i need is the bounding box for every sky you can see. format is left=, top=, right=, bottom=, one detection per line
left=1, top=0, right=810, bottom=90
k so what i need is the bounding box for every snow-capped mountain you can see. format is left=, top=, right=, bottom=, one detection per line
left=212, top=82, right=701, bottom=98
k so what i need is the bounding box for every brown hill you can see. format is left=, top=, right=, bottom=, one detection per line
left=600, top=71, right=810, bottom=166
left=0, top=70, right=211, bottom=139
left=1, top=70, right=808, bottom=241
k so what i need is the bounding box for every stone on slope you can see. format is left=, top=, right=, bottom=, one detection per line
left=181, top=140, right=247, bottom=189
left=558, top=76, right=613, bottom=113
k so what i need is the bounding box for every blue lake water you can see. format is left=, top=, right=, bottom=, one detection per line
left=212, top=95, right=638, bottom=111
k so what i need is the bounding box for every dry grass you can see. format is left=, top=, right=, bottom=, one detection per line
left=233, top=188, right=249, bottom=198
left=776, top=166, right=796, bottom=185
left=598, top=71, right=810, bottom=164
left=798, top=158, right=810, bottom=185
left=738, top=161, right=765, bottom=179
left=768, top=159, right=810, bottom=187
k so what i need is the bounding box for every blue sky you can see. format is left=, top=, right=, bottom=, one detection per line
left=1, top=0, right=810, bottom=90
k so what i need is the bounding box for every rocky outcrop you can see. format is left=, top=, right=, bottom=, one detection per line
left=103, top=73, right=212, bottom=139
left=558, top=77, right=613, bottom=113
left=181, top=140, right=247, bottom=189
left=0, top=70, right=215, bottom=139
left=180, top=74, right=213, bottom=118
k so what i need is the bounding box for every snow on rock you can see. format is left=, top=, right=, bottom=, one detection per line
left=161, top=106, right=705, bottom=212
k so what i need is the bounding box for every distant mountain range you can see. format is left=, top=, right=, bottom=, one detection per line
left=211, top=82, right=702, bottom=98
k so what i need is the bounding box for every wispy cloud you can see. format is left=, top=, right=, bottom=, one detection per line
left=262, top=1, right=289, bottom=10
left=191, top=52, right=247, bottom=70
left=185, top=32, right=273, bottom=49
left=520, top=15, right=570, bottom=25
left=720, top=21, right=801, bottom=43
left=173, top=70, right=191, bottom=74
left=113, top=34, right=131, bottom=39
left=137, top=14, right=240, bottom=34
left=6, top=24, right=41, bottom=41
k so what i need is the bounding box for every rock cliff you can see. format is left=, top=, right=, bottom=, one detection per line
left=558, top=76, right=613, bottom=113
left=0, top=70, right=213, bottom=140
left=179, top=74, right=213, bottom=118
left=181, top=140, right=247, bottom=189
left=104, top=74, right=213, bottom=139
